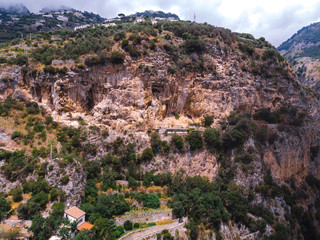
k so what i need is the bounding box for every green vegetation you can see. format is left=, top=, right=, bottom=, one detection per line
left=9, top=188, right=23, bottom=202
left=203, top=115, right=214, bottom=127
left=0, top=197, right=11, bottom=219
left=203, top=128, right=220, bottom=151
left=170, top=134, right=184, bottom=151
left=124, top=220, right=133, bottom=231
left=143, top=193, right=160, bottom=209
left=0, top=17, right=317, bottom=240
left=186, top=131, right=203, bottom=151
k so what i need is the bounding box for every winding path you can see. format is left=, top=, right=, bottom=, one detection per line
left=119, top=220, right=185, bottom=240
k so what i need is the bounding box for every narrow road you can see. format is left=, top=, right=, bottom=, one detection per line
left=119, top=220, right=185, bottom=240
left=135, top=221, right=185, bottom=240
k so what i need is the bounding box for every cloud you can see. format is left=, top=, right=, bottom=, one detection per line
left=2, top=0, right=320, bottom=46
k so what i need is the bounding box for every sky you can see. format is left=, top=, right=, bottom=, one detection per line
left=2, top=0, right=320, bottom=47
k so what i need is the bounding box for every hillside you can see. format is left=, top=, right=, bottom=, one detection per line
left=278, top=22, right=320, bottom=95
left=0, top=19, right=320, bottom=240
left=0, top=4, right=104, bottom=43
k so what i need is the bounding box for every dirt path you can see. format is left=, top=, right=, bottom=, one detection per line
left=119, top=220, right=184, bottom=240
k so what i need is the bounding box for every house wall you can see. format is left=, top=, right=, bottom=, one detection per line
left=64, top=213, right=85, bottom=227
left=64, top=213, right=77, bottom=223
left=77, top=215, right=85, bottom=227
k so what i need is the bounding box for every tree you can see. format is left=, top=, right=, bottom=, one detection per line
left=186, top=131, right=203, bottom=151
left=143, top=172, right=154, bottom=187
left=0, top=197, right=11, bottom=219
left=116, top=225, right=124, bottom=233
left=59, top=227, right=70, bottom=239
left=184, top=38, right=205, bottom=53
left=150, top=132, right=162, bottom=153
left=144, top=193, right=160, bottom=209
left=93, top=217, right=116, bottom=238
left=128, top=176, right=140, bottom=190
left=203, top=115, right=214, bottom=127
left=189, top=221, right=199, bottom=240
left=171, top=134, right=184, bottom=151
left=141, top=147, right=154, bottom=162
left=162, top=229, right=174, bottom=240
left=110, top=51, right=125, bottom=64
left=172, top=201, right=185, bottom=220
left=29, top=214, right=51, bottom=240
left=10, top=188, right=23, bottom=202
left=222, top=129, right=245, bottom=149
left=15, top=54, right=28, bottom=65
left=203, top=128, right=220, bottom=151
left=50, top=188, right=58, bottom=201
left=73, top=232, right=90, bottom=240
left=124, top=220, right=133, bottom=231
left=17, top=201, right=41, bottom=219
left=51, top=202, right=65, bottom=217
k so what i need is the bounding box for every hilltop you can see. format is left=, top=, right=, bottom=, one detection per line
left=0, top=19, right=319, bottom=240
left=0, top=4, right=104, bottom=43
left=0, top=3, right=30, bottom=16
left=0, top=6, right=180, bottom=44
left=129, top=10, right=179, bottom=20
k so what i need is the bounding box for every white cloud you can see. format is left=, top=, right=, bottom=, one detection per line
left=2, top=0, right=320, bottom=46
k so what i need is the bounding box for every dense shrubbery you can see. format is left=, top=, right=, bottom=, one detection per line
left=123, top=220, right=133, bottom=231
left=9, top=54, right=28, bottom=65
left=110, top=51, right=126, bottom=64
left=82, top=193, right=129, bottom=222
left=0, top=197, right=11, bottom=219
left=253, top=108, right=281, bottom=124
left=204, top=128, right=220, bottom=151
left=143, top=193, right=160, bottom=209
left=0, top=149, right=29, bottom=180
left=32, top=35, right=113, bottom=64
left=186, top=131, right=203, bottom=151
left=203, top=115, right=214, bottom=127
left=254, top=106, right=306, bottom=127
left=141, top=147, right=154, bottom=161
left=170, top=134, right=184, bottom=151
left=9, top=188, right=23, bottom=202
left=0, top=96, right=22, bottom=116
left=184, top=37, right=206, bottom=53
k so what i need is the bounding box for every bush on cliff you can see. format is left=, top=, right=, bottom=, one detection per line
left=144, top=193, right=160, bottom=209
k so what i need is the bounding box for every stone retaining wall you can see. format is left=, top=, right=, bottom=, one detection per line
left=115, top=209, right=172, bottom=225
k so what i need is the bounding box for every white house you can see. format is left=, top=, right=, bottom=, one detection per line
left=64, top=206, right=86, bottom=228
left=74, top=24, right=90, bottom=31
left=64, top=206, right=93, bottom=234
left=102, top=23, right=116, bottom=28
left=57, top=15, right=68, bottom=22
left=134, top=17, right=145, bottom=24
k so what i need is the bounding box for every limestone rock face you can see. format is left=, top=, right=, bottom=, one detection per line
left=0, top=156, right=86, bottom=207
left=0, top=46, right=319, bottom=184
left=45, top=158, right=86, bottom=207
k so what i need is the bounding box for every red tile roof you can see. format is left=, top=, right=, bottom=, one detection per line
left=65, top=206, right=85, bottom=219
left=77, top=222, right=93, bottom=231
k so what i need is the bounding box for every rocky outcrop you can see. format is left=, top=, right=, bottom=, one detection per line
left=0, top=155, right=86, bottom=207
left=1, top=38, right=320, bottom=185
left=45, top=158, right=86, bottom=207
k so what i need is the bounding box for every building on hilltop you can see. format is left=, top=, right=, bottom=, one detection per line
left=74, top=24, right=90, bottom=31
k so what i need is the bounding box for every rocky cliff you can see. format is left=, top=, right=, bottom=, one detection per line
left=0, top=37, right=319, bottom=183
left=1, top=21, right=320, bottom=239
